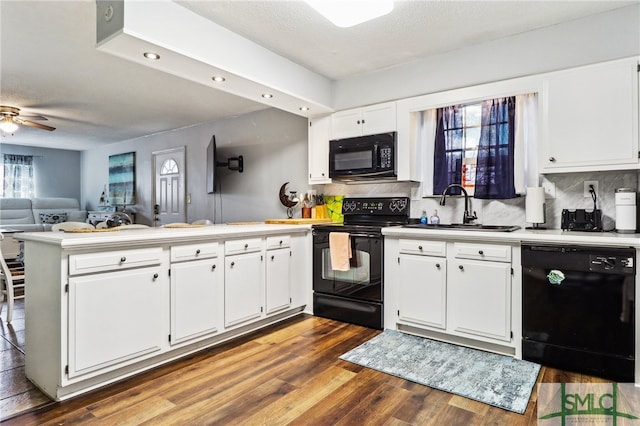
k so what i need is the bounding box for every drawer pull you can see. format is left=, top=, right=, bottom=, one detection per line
left=196, top=249, right=201, bottom=255
left=459, top=265, right=464, bottom=271
left=435, top=263, right=440, bottom=269
left=212, top=264, right=216, bottom=270
left=418, top=245, right=423, bottom=250
left=244, top=244, right=249, bottom=249
left=120, top=257, right=126, bottom=263
left=279, top=240, right=283, bottom=245
left=153, top=273, right=159, bottom=280
left=230, top=261, right=235, bottom=267
left=271, top=255, right=275, bottom=261
left=478, top=250, right=484, bottom=255
left=549, top=157, right=556, bottom=162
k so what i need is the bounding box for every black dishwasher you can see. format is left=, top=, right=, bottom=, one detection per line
left=522, top=244, right=635, bottom=382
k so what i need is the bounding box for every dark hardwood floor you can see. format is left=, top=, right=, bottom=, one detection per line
left=2, top=304, right=609, bottom=425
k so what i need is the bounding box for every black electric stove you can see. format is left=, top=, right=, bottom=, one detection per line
left=312, top=197, right=410, bottom=329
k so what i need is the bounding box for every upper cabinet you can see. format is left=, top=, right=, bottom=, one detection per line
left=331, top=102, right=397, bottom=139
left=308, top=116, right=332, bottom=184
left=540, top=58, right=639, bottom=173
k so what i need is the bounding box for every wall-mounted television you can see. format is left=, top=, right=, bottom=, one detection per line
left=206, top=135, right=217, bottom=194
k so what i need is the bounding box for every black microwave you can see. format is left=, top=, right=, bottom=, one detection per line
left=329, top=132, right=397, bottom=180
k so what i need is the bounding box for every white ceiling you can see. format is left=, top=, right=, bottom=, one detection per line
left=0, top=0, right=634, bottom=151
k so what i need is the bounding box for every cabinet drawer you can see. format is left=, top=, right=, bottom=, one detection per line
left=398, top=239, right=446, bottom=257
left=266, top=235, right=290, bottom=250
left=453, top=243, right=511, bottom=262
left=171, top=242, right=219, bottom=262
left=225, top=238, right=262, bottom=255
left=69, top=247, right=163, bottom=275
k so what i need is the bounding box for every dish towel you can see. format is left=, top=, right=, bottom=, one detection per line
left=329, top=232, right=351, bottom=271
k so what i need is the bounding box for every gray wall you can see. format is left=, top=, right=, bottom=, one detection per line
left=81, top=108, right=308, bottom=225
left=0, top=143, right=82, bottom=201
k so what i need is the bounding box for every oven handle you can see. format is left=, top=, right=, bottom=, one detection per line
left=348, top=233, right=381, bottom=238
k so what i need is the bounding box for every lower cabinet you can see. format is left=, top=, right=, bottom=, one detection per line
left=448, top=258, right=511, bottom=342
left=392, top=238, right=514, bottom=349
left=170, top=258, right=221, bottom=345
left=225, top=250, right=264, bottom=328
left=68, top=266, right=165, bottom=378
left=397, top=253, right=446, bottom=329
left=265, top=248, right=291, bottom=314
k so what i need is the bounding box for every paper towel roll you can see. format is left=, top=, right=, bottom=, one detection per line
left=525, top=187, right=546, bottom=224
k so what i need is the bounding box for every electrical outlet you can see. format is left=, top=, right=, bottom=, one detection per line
left=542, top=181, right=556, bottom=199
left=584, top=180, right=598, bottom=197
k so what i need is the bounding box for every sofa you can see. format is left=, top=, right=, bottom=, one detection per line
left=0, top=198, right=87, bottom=231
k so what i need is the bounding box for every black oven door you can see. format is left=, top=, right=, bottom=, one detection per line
left=312, top=231, right=382, bottom=302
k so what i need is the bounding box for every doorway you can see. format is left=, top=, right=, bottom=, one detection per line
left=152, top=147, right=186, bottom=226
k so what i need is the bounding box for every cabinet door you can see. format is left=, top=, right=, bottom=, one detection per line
left=68, top=266, right=165, bottom=378
left=170, top=258, right=220, bottom=345
left=225, top=252, right=263, bottom=327
left=541, top=59, right=639, bottom=171
left=265, top=248, right=291, bottom=314
left=308, top=116, right=331, bottom=184
left=331, top=108, right=363, bottom=139
left=448, top=259, right=511, bottom=342
left=362, top=102, right=397, bottom=135
left=397, top=254, right=446, bottom=329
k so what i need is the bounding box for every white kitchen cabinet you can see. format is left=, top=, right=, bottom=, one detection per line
left=224, top=239, right=264, bottom=328
left=397, top=253, right=447, bottom=329
left=448, top=257, right=512, bottom=342
left=68, top=265, right=165, bottom=379
left=331, top=102, right=397, bottom=139
left=540, top=58, right=639, bottom=172
left=308, top=115, right=331, bottom=184
left=265, top=248, right=291, bottom=315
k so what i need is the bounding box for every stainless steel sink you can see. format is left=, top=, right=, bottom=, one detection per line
left=402, top=223, right=521, bottom=232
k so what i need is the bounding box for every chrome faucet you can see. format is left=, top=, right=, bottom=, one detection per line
left=439, top=184, right=478, bottom=224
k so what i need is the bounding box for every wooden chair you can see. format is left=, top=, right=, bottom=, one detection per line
left=51, top=221, right=95, bottom=232
left=0, top=233, right=25, bottom=323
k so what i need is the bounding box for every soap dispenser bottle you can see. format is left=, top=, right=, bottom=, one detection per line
left=430, top=209, right=440, bottom=225
left=420, top=210, right=428, bottom=224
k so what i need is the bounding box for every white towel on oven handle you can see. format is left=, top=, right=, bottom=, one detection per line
left=329, top=232, right=351, bottom=271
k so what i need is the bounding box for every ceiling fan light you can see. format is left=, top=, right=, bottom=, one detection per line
left=0, top=116, right=18, bottom=133
left=304, top=0, right=394, bottom=28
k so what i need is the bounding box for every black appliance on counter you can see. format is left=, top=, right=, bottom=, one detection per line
left=560, top=208, right=603, bottom=231
left=522, top=244, right=635, bottom=382
left=312, top=197, right=410, bottom=329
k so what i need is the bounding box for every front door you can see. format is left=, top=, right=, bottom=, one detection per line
left=153, top=147, right=186, bottom=226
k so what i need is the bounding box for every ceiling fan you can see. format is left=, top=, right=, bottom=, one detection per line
left=0, top=105, right=56, bottom=133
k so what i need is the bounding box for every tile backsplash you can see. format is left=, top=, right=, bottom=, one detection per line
left=318, top=170, right=640, bottom=230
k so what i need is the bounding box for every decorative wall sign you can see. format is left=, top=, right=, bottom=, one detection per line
left=109, top=152, right=136, bottom=205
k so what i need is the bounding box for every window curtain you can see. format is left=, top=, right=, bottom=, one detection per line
left=433, top=105, right=464, bottom=195
left=515, top=93, right=538, bottom=194
left=474, top=97, right=516, bottom=199
left=418, top=109, right=437, bottom=197
left=2, top=154, right=34, bottom=198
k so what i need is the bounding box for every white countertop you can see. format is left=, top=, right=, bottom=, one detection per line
left=382, top=226, right=640, bottom=247
left=18, top=223, right=311, bottom=250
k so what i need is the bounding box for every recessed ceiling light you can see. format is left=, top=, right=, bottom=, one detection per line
left=299, top=106, right=310, bottom=112
left=212, top=75, right=226, bottom=83
left=304, top=0, right=393, bottom=28
left=143, top=52, right=160, bottom=60
left=261, top=93, right=273, bottom=99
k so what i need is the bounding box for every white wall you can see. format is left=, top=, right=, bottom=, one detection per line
left=332, top=4, right=640, bottom=110
left=81, top=108, right=308, bottom=224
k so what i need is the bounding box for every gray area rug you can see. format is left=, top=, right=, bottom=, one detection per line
left=339, top=330, right=540, bottom=414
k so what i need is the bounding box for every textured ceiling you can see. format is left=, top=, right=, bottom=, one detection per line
left=0, top=0, right=635, bottom=151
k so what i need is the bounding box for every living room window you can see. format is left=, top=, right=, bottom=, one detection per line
left=1, top=154, right=34, bottom=198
